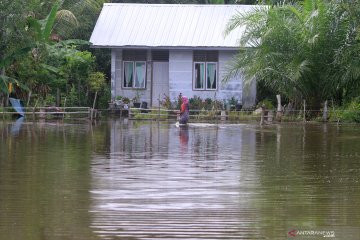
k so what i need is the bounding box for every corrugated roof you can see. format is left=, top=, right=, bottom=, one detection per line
left=90, top=3, right=257, bottom=49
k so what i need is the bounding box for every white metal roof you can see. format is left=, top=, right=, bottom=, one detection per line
left=90, top=3, right=257, bottom=49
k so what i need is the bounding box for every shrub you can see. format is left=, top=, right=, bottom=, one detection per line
left=341, top=99, right=360, bottom=123
left=189, top=96, right=203, bottom=111
left=256, top=99, right=275, bottom=110
left=160, top=94, right=172, bottom=109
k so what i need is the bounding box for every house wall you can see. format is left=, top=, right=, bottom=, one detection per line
left=168, top=50, right=255, bottom=107
left=168, top=50, right=193, bottom=101
left=112, top=49, right=152, bottom=104
left=218, top=51, right=242, bottom=103
left=112, top=48, right=256, bottom=108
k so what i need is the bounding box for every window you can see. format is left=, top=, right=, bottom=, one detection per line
left=123, top=50, right=147, bottom=89
left=206, top=63, right=217, bottom=89
left=194, top=62, right=217, bottom=90
left=193, top=51, right=218, bottom=90
left=194, top=62, right=205, bottom=89
left=123, top=61, right=146, bottom=88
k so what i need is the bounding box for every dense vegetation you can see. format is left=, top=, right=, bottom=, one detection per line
left=225, top=0, right=360, bottom=113
left=0, top=0, right=110, bottom=108
left=1, top=0, right=359, bottom=121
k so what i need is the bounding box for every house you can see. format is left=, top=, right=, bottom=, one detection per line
left=90, top=3, right=256, bottom=108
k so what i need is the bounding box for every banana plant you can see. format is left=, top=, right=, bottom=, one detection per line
left=0, top=0, right=90, bottom=95
left=0, top=47, right=32, bottom=94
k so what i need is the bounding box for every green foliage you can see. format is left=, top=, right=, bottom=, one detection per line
left=61, top=51, right=95, bottom=106
left=188, top=95, right=223, bottom=111
left=122, top=97, right=130, bottom=104
left=66, top=85, right=79, bottom=107
left=0, top=0, right=102, bottom=107
left=133, top=110, right=169, bottom=120
left=97, top=85, right=111, bottom=109
left=330, top=98, right=360, bottom=123
left=189, top=96, right=203, bottom=110
left=160, top=94, right=172, bottom=109
left=225, top=0, right=360, bottom=109
left=256, top=99, right=275, bottom=110
left=227, top=111, right=257, bottom=121
left=43, top=94, right=57, bottom=106
left=88, top=72, right=106, bottom=92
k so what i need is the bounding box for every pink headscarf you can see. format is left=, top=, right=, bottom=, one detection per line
left=182, top=96, right=189, bottom=105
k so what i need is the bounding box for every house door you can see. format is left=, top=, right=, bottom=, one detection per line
left=152, top=62, right=169, bottom=107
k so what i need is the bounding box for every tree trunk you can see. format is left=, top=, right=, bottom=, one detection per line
left=27, top=90, right=32, bottom=106
left=1, top=66, right=8, bottom=107
left=92, top=91, right=98, bottom=110
left=56, top=88, right=60, bottom=107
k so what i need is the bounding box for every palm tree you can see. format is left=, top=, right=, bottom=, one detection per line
left=224, top=0, right=360, bottom=108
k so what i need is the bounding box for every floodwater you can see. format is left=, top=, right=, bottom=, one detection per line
left=0, top=119, right=359, bottom=239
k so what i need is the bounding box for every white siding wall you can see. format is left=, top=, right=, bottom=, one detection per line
left=113, top=49, right=122, bottom=98
left=113, top=49, right=152, bottom=104
left=218, top=51, right=242, bottom=103
left=111, top=48, right=256, bottom=107
left=169, top=50, right=193, bottom=101
left=219, top=51, right=256, bottom=108
left=111, top=49, right=117, bottom=100
left=168, top=50, right=256, bottom=106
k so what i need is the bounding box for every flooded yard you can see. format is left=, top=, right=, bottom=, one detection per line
left=0, top=119, right=359, bottom=239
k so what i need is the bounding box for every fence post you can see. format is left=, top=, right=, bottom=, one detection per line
left=220, top=110, right=226, bottom=121
left=323, top=100, right=328, bottom=122
left=260, top=104, right=265, bottom=125
left=303, top=100, right=306, bottom=122
left=63, top=97, right=67, bottom=120
left=276, top=94, right=282, bottom=121
left=158, top=94, right=161, bottom=121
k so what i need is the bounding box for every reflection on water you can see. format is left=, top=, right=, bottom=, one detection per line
left=0, top=120, right=99, bottom=240
left=90, top=121, right=360, bottom=239
left=91, top=122, right=259, bottom=239
left=10, top=116, right=24, bottom=136
left=0, top=120, right=360, bottom=239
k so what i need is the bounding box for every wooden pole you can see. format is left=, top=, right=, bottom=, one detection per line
left=323, top=100, right=328, bottom=122
left=260, top=104, right=265, bottom=125
left=158, top=94, right=160, bottom=121
left=63, top=97, right=67, bottom=120
left=303, top=100, right=306, bottom=122
left=33, top=99, right=38, bottom=121
left=276, top=94, right=282, bottom=121
left=27, top=90, right=32, bottom=106
left=91, top=91, right=98, bottom=121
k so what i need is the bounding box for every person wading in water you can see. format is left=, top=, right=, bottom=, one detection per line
left=179, top=96, right=190, bottom=124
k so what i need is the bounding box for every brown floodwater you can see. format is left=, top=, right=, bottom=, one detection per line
left=0, top=119, right=359, bottom=239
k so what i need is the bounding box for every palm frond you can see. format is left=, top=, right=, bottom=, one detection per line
left=56, top=9, right=78, bottom=27
left=43, top=0, right=61, bottom=41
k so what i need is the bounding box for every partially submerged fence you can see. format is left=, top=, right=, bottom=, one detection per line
left=127, top=107, right=261, bottom=122
left=2, top=105, right=358, bottom=123
left=0, top=106, right=91, bottom=119
left=126, top=107, right=359, bottom=123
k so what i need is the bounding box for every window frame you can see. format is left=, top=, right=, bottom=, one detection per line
left=122, top=60, right=147, bottom=89
left=193, top=61, right=218, bottom=91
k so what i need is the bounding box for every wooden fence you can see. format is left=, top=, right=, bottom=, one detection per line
left=127, top=107, right=261, bottom=122
left=0, top=107, right=91, bottom=120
